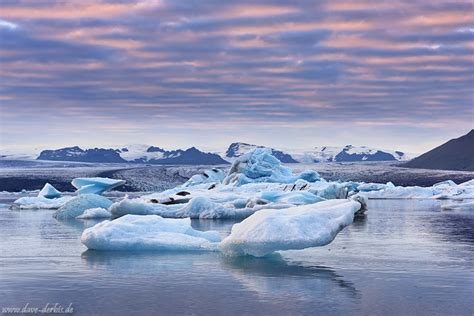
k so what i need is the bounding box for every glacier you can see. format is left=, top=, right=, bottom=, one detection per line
left=72, top=177, right=126, bottom=195
left=81, top=214, right=221, bottom=251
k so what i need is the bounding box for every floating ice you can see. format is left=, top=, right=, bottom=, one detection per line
left=38, top=183, right=62, bottom=199
left=182, top=169, right=226, bottom=187
left=363, top=180, right=474, bottom=200
left=220, top=198, right=365, bottom=257
left=441, top=201, right=474, bottom=211
left=81, top=215, right=221, bottom=251
left=53, top=194, right=113, bottom=219
left=223, top=148, right=320, bottom=186
left=72, top=177, right=126, bottom=195
left=357, top=182, right=394, bottom=192
left=12, top=196, right=74, bottom=209
left=76, top=207, right=112, bottom=219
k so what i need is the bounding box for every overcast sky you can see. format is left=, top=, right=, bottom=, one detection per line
left=0, top=0, right=473, bottom=154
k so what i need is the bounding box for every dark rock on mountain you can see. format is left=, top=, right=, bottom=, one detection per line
left=37, top=146, right=126, bottom=163
left=403, top=130, right=474, bottom=171
left=150, top=147, right=229, bottom=165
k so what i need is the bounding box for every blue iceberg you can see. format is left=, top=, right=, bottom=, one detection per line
left=72, top=177, right=126, bottom=195
left=38, top=183, right=62, bottom=199
left=53, top=194, right=113, bottom=220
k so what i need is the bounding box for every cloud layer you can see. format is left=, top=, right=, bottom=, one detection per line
left=0, top=0, right=473, bottom=152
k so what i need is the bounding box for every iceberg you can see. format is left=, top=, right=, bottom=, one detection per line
left=11, top=196, right=74, bottom=209
left=76, top=207, right=112, bottom=219
left=223, top=148, right=320, bottom=186
left=38, top=183, right=62, bottom=199
left=81, top=214, right=221, bottom=251
left=220, top=198, right=365, bottom=257
left=357, top=182, right=394, bottom=192
left=53, top=194, right=113, bottom=220
left=72, top=177, right=126, bottom=195
left=182, top=168, right=225, bottom=187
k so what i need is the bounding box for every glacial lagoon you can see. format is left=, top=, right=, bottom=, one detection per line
left=1, top=198, right=473, bottom=315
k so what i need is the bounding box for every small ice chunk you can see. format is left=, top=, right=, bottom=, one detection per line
left=76, top=207, right=112, bottom=219
left=259, top=191, right=325, bottom=205
left=72, top=177, right=126, bottom=195
left=182, top=169, right=225, bottom=187
left=220, top=198, right=364, bottom=257
left=53, top=194, right=113, bottom=219
left=38, top=183, right=61, bottom=199
left=81, top=215, right=221, bottom=251
left=357, top=182, right=394, bottom=192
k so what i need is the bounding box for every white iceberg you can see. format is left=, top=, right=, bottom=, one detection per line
left=38, top=183, right=62, bottom=199
left=72, top=177, right=126, bottom=195
left=76, top=207, right=112, bottom=219
left=441, top=201, right=474, bottom=211
left=53, top=194, right=113, bottom=219
left=81, top=214, right=221, bottom=251
left=12, top=196, right=74, bottom=209
left=220, top=197, right=365, bottom=257
left=357, top=182, right=394, bottom=192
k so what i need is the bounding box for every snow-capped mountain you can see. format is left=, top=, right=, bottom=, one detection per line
left=37, top=145, right=229, bottom=165
left=37, top=146, right=127, bottom=163
left=225, top=142, right=298, bottom=163
left=294, top=145, right=409, bottom=163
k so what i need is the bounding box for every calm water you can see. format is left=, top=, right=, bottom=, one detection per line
left=1, top=199, right=473, bottom=315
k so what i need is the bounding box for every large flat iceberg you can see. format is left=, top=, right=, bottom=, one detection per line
left=220, top=197, right=365, bottom=257
left=72, top=177, right=126, bottom=195
left=11, top=196, right=74, bottom=209
left=81, top=214, right=221, bottom=251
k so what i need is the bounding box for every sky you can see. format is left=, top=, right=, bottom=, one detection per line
left=0, top=0, right=473, bottom=154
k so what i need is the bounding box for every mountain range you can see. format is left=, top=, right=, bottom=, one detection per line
left=32, top=143, right=409, bottom=165
left=37, top=145, right=228, bottom=165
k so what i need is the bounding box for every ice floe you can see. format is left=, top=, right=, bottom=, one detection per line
left=54, top=194, right=113, bottom=220
left=362, top=180, right=474, bottom=200
left=38, top=183, right=62, bottom=199
left=220, top=197, right=366, bottom=257
left=72, top=177, right=126, bottom=195
left=11, top=196, right=74, bottom=209
left=76, top=207, right=112, bottom=219
left=441, top=201, right=474, bottom=211
left=81, top=214, right=221, bottom=251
